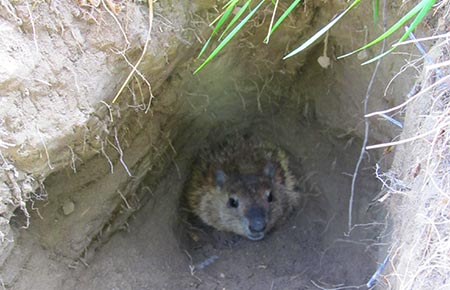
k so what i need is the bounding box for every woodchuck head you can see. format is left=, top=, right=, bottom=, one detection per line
left=193, top=161, right=295, bottom=241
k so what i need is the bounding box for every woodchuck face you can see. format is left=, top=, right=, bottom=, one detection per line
left=196, top=162, right=289, bottom=241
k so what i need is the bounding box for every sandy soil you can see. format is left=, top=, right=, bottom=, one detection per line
left=2, top=0, right=446, bottom=289
left=32, top=122, right=382, bottom=290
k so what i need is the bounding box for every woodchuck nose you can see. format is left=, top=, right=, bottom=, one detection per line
left=186, top=135, right=300, bottom=241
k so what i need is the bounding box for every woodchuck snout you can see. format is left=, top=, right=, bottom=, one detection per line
left=186, top=136, right=300, bottom=241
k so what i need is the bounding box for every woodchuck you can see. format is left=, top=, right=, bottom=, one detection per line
left=186, top=135, right=300, bottom=241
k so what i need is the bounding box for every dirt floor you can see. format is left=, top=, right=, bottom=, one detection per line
left=6, top=122, right=384, bottom=290
left=1, top=0, right=449, bottom=289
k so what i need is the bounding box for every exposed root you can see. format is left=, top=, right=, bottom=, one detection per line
left=25, top=1, right=39, bottom=53
left=111, top=127, right=132, bottom=176
left=101, top=140, right=114, bottom=174
left=1, top=0, right=23, bottom=24
left=374, top=28, right=450, bottom=289
left=5, top=170, right=30, bottom=229
left=111, top=0, right=154, bottom=106
left=101, top=0, right=130, bottom=47
left=37, top=126, right=54, bottom=170
left=348, top=0, right=387, bottom=233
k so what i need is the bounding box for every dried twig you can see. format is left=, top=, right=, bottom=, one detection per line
left=393, top=33, right=450, bottom=46
left=366, top=121, right=449, bottom=150
left=365, top=75, right=450, bottom=118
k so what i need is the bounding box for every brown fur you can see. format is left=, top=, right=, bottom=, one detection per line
left=186, top=135, right=300, bottom=241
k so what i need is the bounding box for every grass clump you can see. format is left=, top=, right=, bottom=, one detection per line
left=195, top=0, right=437, bottom=73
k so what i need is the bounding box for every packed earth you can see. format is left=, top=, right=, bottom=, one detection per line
left=0, top=1, right=449, bottom=289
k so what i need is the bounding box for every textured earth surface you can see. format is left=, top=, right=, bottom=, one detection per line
left=1, top=0, right=438, bottom=289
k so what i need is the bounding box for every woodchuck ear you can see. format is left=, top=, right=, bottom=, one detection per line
left=264, top=162, right=275, bottom=179
left=263, top=161, right=285, bottom=184
left=215, top=169, right=226, bottom=190
left=204, top=165, right=228, bottom=191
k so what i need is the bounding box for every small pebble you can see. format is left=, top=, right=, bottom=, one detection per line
left=317, top=56, right=331, bottom=69
left=195, top=255, right=219, bottom=270
left=62, top=201, right=75, bottom=215
left=357, top=50, right=368, bottom=60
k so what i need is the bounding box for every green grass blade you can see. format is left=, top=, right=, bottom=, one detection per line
left=338, top=0, right=425, bottom=59
left=361, top=48, right=394, bottom=65
left=372, top=0, right=379, bottom=25
left=211, top=0, right=239, bottom=26
left=197, top=37, right=212, bottom=59
left=362, top=0, right=436, bottom=65
left=398, top=0, right=435, bottom=44
left=194, top=0, right=266, bottom=74
left=219, top=0, right=252, bottom=41
left=283, top=0, right=361, bottom=59
left=223, top=0, right=238, bottom=9
left=198, top=0, right=240, bottom=58
left=213, top=0, right=240, bottom=34
left=264, top=0, right=303, bottom=43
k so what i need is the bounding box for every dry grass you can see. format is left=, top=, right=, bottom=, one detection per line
left=392, top=86, right=450, bottom=288
left=378, top=27, right=450, bottom=289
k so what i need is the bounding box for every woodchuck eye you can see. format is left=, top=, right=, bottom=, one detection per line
left=227, top=197, right=239, bottom=208
left=266, top=190, right=274, bottom=203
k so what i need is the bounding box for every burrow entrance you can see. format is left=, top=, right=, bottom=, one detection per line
left=1, top=1, right=426, bottom=289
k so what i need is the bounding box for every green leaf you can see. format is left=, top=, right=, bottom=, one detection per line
left=361, top=48, right=393, bottom=65
left=398, top=0, right=435, bottom=44
left=338, top=0, right=425, bottom=59
left=372, top=0, right=379, bottom=25
left=194, top=0, right=266, bottom=74
left=219, top=1, right=252, bottom=41
left=197, top=37, right=212, bottom=59
left=264, top=0, right=303, bottom=43
left=198, top=0, right=240, bottom=58
left=283, top=0, right=361, bottom=59
left=223, top=0, right=238, bottom=9
left=213, top=0, right=240, bottom=34
left=362, top=0, right=436, bottom=65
